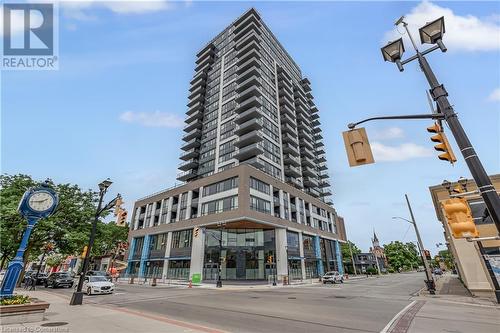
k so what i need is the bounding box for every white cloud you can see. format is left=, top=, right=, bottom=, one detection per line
left=371, top=127, right=405, bottom=141
left=61, top=0, right=171, bottom=20
left=119, top=111, right=184, bottom=128
left=383, top=1, right=500, bottom=52
left=487, top=87, right=500, bottom=102
left=371, top=142, right=433, bottom=161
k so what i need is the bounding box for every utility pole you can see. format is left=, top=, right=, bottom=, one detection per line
left=405, top=194, right=435, bottom=294
left=348, top=241, right=357, bottom=276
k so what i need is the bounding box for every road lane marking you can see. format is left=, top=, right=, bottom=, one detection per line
left=380, top=301, right=416, bottom=333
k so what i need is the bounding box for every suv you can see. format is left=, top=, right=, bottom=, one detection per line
left=321, top=271, right=344, bottom=284
left=45, top=272, right=74, bottom=288
left=24, top=271, right=48, bottom=285
left=87, top=270, right=112, bottom=281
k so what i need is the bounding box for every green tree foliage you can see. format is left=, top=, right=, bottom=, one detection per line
left=341, top=241, right=361, bottom=261
left=383, top=241, right=421, bottom=271
left=45, top=253, right=64, bottom=268
left=0, top=174, right=129, bottom=270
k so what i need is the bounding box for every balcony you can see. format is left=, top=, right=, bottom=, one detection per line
left=301, top=156, right=315, bottom=168
left=305, top=187, right=320, bottom=198
left=310, top=112, right=319, bottom=120
left=311, top=119, right=320, bottom=127
left=180, top=148, right=199, bottom=161
left=237, top=65, right=260, bottom=83
left=178, top=158, right=199, bottom=171
left=318, top=163, right=328, bottom=171
left=305, top=91, right=313, bottom=100
left=298, top=129, right=313, bottom=142
left=234, top=21, right=261, bottom=41
left=300, top=138, right=315, bottom=151
left=234, top=142, right=264, bottom=161
left=181, top=138, right=201, bottom=151
left=187, top=91, right=204, bottom=108
left=279, top=94, right=294, bottom=108
left=234, top=131, right=263, bottom=148
left=316, top=155, right=327, bottom=163
left=194, top=62, right=210, bottom=76
left=188, top=85, right=204, bottom=100
left=196, top=43, right=215, bottom=59
left=303, top=176, right=319, bottom=188
left=234, top=117, right=263, bottom=135
left=310, top=105, right=319, bottom=113
left=189, top=76, right=206, bottom=92
left=185, top=109, right=203, bottom=124
left=300, top=147, right=315, bottom=160
left=241, top=156, right=265, bottom=169
left=282, top=132, right=298, bottom=145
left=182, top=128, right=202, bottom=142
left=315, top=140, right=325, bottom=148
left=238, top=95, right=262, bottom=112
left=282, top=143, right=299, bottom=156
left=320, top=189, right=332, bottom=197
left=280, top=113, right=295, bottom=127
left=177, top=169, right=197, bottom=182
left=302, top=166, right=317, bottom=178
left=316, top=147, right=325, bottom=155
left=281, top=122, right=296, bottom=136
left=184, top=118, right=203, bottom=132
left=189, top=70, right=207, bottom=85
left=284, top=165, right=301, bottom=178
left=284, top=154, right=300, bottom=167
left=236, top=86, right=262, bottom=103
left=285, top=177, right=302, bottom=189
left=280, top=104, right=294, bottom=117
left=235, top=31, right=261, bottom=50
left=237, top=75, right=261, bottom=92
left=186, top=101, right=203, bottom=115
left=235, top=106, right=261, bottom=124
left=237, top=47, right=261, bottom=65
left=237, top=39, right=260, bottom=57
left=312, top=126, right=321, bottom=134
left=237, top=56, right=261, bottom=74
left=314, top=133, right=323, bottom=141
left=233, top=10, right=261, bottom=34
left=195, top=54, right=214, bottom=72
left=319, top=180, right=330, bottom=188
left=319, top=171, right=329, bottom=179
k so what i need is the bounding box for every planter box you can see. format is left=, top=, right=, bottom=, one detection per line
left=0, top=298, right=50, bottom=325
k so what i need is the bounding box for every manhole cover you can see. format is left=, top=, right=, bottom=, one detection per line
left=41, top=322, right=69, bottom=327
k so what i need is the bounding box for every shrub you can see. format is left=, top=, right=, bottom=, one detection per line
left=0, top=295, right=31, bottom=306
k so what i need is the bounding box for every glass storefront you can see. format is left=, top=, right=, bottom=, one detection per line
left=203, top=228, right=275, bottom=280
left=144, top=260, right=164, bottom=278
left=167, top=259, right=190, bottom=280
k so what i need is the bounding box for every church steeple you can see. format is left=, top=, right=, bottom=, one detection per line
left=372, top=230, right=380, bottom=248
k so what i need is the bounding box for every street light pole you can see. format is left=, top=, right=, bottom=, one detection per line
left=404, top=194, right=435, bottom=294
left=348, top=241, right=357, bottom=275
left=70, top=179, right=113, bottom=305
left=216, top=222, right=224, bottom=288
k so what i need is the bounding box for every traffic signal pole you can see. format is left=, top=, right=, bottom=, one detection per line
left=405, top=194, right=435, bottom=294
left=416, top=54, right=500, bottom=234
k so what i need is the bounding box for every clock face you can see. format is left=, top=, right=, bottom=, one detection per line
left=28, top=192, right=54, bottom=212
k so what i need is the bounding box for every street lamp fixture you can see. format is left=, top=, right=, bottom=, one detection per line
left=442, top=180, right=452, bottom=194
left=381, top=38, right=405, bottom=71
left=458, top=177, right=468, bottom=192
left=392, top=216, right=413, bottom=225
left=99, top=178, right=113, bottom=192
left=419, top=16, right=447, bottom=51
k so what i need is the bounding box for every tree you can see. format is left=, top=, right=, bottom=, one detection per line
left=384, top=241, right=421, bottom=271
left=45, top=253, right=64, bottom=269
left=341, top=241, right=361, bottom=274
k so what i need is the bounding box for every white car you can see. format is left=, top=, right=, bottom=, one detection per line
left=83, top=275, right=115, bottom=295
left=321, top=271, right=344, bottom=284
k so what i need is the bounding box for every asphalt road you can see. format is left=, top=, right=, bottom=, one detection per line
left=43, top=272, right=426, bottom=333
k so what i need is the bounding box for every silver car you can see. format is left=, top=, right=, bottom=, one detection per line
left=322, top=271, right=343, bottom=284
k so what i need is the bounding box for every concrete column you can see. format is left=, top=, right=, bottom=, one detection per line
left=158, top=199, right=165, bottom=225
left=175, top=194, right=182, bottom=222
left=286, top=193, right=292, bottom=222
left=335, top=240, right=344, bottom=275
left=198, top=187, right=204, bottom=214
left=126, top=237, right=137, bottom=275
left=275, top=228, right=288, bottom=278
left=186, top=190, right=193, bottom=219
left=279, top=189, right=285, bottom=218
left=133, top=207, right=140, bottom=230
left=163, top=232, right=172, bottom=279
left=298, top=232, right=306, bottom=279
left=314, top=236, right=324, bottom=276
left=149, top=202, right=157, bottom=228
left=144, top=203, right=150, bottom=228
left=189, top=227, right=205, bottom=282
left=166, top=197, right=174, bottom=223
left=295, top=197, right=301, bottom=224
left=138, top=236, right=151, bottom=278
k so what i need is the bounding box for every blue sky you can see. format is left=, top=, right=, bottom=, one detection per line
left=2, top=1, right=499, bottom=254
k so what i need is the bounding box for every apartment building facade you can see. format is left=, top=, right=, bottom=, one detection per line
left=126, top=9, right=345, bottom=282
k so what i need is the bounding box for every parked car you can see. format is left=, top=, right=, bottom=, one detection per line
left=86, top=270, right=112, bottom=281
left=23, top=271, right=48, bottom=285
left=321, top=271, right=344, bottom=284
left=45, top=272, right=74, bottom=288
left=82, top=275, right=115, bottom=295
left=433, top=268, right=443, bottom=275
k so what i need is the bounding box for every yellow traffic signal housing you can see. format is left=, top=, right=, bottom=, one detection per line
left=441, top=198, right=479, bottom=238
left=117, top=210, right=127, bottom=226
left=194, top=227, right=199, bottom=238
left=342, top=128, right=375, bottom=167
left=114, top=196, right=124, bottom=216
left=427, top=122, right=457, bottom=164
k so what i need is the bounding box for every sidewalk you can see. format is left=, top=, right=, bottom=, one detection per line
left=0, top=291, right=225, bottom=333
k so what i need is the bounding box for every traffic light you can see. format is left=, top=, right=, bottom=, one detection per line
left=441, top=198, right=479, bottom=238
left=424, top=250, right=431, bottom=261
left=117, top=210, right=127, bottom=226
left=267, top=255, right=274, bottom=264
left=342, top=128, right=375, bottom=167
left=194, top=227, right=199, bottom=238
left=427, top=122, right=457, bottom=164
left=81, top=246, right=88, bottom=258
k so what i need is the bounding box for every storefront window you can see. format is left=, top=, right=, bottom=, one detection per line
left=167, top=260, right=190, bottom=279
